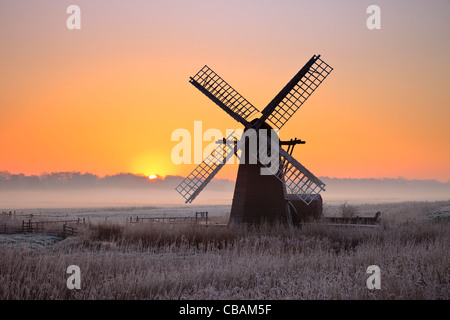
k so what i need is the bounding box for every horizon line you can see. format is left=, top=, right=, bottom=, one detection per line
left=1, top=170, right=449, bottom=184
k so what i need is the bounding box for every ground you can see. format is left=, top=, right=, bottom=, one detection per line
left=0, top=200, right=449, bottom=300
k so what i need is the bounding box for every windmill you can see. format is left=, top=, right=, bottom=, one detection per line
left=176, top=55, right=333, bottom=224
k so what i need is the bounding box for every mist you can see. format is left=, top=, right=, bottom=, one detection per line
left=0, top=171, right=448, bottom=209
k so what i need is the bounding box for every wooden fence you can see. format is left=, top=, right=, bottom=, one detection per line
left=1, top=210, right=211, bottom=237
left=128, top=212, right=209, bottom=225
left=2, top=211, right=33, bottom=220
left=0, top=217, right=83, bottom=237
left=320, top=211, right=381, bottom=225
left=62, top=224, right=78, bottom=236
left=0, top=222, right=78, bottom=236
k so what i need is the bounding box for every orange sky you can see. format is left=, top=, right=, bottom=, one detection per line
left=1, top=0, right=449, bottom=182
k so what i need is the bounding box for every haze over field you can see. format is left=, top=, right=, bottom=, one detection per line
left=0, top=171, right=448, bottom=208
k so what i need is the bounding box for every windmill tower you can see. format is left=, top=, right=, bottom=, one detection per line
left=176, top=55, right=333, bottom=225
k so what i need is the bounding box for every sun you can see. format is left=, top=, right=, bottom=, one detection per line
left=148, top=174, right=158, bottom=180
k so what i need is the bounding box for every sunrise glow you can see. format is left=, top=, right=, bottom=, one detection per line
left=0, top=1, right=449, bottom=182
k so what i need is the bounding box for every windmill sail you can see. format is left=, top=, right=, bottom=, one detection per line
left=175, top=130, right=244, bottom=203
left=258, top=146, right=326, bottom=205
left=278, top=148, right=325, bottom=205
left=190, top=65, right=259, bottom=126
left=260, top=55, right=333, bottom=130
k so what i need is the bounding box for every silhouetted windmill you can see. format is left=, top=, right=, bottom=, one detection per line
left=176, top=55, right=333, bottom=224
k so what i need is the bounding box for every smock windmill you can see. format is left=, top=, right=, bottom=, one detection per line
left=176, top=55, right=333, bottom=224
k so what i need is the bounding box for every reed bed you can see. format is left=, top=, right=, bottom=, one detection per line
left=0, top=202, right=448, bottom=300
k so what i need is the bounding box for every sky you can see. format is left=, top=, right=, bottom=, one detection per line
left=1, top=0, right=449, bottom=182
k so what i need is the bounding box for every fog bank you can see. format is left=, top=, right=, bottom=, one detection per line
left=0, top=172, right=448, bottom=208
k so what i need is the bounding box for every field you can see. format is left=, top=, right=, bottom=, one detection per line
left=0, top=200, right=449, bottom=300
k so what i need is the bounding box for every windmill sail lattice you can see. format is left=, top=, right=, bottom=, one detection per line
left=256, top=138, right=326, bottom=205
left=190, top=66, right=259, bottom=125
left=262, top=56, right=333, bottom=129
left=278, top=149, right=326, bottom=204
left=175, top=130, right=243, bottom=203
